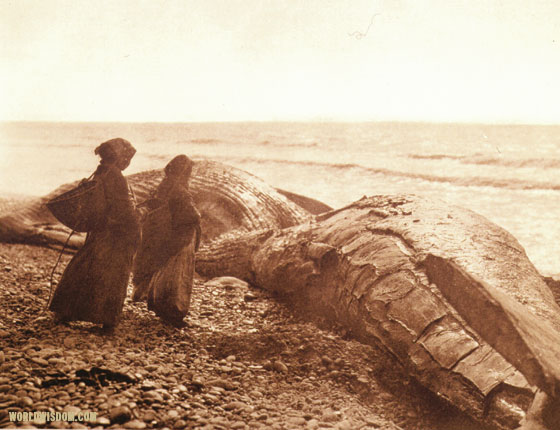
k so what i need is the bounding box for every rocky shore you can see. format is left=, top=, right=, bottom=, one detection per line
left=0, top=243, right=488, bottom=430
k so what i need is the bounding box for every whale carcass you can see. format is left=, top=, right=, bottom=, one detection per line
left=2, top=163, right=560, bottom=428
left=0, top=160, right=313, bottom=249
left=196, top=194, right=560, bottom=430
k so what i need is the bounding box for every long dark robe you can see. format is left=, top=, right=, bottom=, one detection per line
left=133, top=180, right=200, bottom=325
left=49, top=164, right=140, bottom=326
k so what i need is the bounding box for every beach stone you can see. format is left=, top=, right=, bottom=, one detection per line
left=63, top=337, right=76, bottom=348
left=176, top=384, right=188, bottom=393
left=224, top=401, right=248, bottom=411
left=33, top=315, right=50, bottom=324
left=143, top=390, right=164, bottom=403
left=96, top=417, right=111, bottom=426
left=210, top=416, right=230, bottom=426
left=124, top=419, right=147, bottom=429
left=322, top=409, right=339, bottom=422
left=158, top=389, right=171, bottom=400
left=109, top=406, right=132, bottom=424
left=0, top=362, right=15, bottom=372
left=94, top=393, right=108, bottom=402
left=249, top=412, right=266, bottom=421
left=203, top=393, right=219, bottom=403
left=48, top=358, right=65, bottom=366
left=39, top=348, right=60, bottom=359
left=64, top=406, right=81, bottom=414
left=287, top=416, right=306, bottom=426
left=173, top=419, right=187, bottom=429
left=106, top=398, right=121, bottom=408
left=167, top=410, right=179, bottom=419
left=0, top=351, right=4, bottom=364
left=127, top=388, right=141, bottom=397
left=18, top=396, right=34, bottom=407
left=142, top=411, right=157, bottom=423
left=209, top=385, right=225, bottom=393
left=307, top=418, right=320, bottom=429
left=30, top=357, right=48, bottom=366
left=244, top=293, right=258, bottom=302
left=364, top=416, right=385, bottom=427
left=272, top=360, right=288, bottom=373
left=336, top=419, right=354, bottom=430
left=205, top=277, right=249, bottom=290
left=190, top=376, right=206, bottom=389
left=140, top=381, right=157, bottom=391
left=209, top=378, right=237, bottom=390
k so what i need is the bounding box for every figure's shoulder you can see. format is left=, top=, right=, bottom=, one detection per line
left=95, top=164, right=121, bottom=177
left=171, top=185, right=194, bottom=202
left=96, top=165, right=127, bottom=192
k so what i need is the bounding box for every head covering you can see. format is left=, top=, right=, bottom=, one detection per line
left=154, top=155, right=195, bottom=200
left=94, top=138, right=136, bottom=165
left=164, top=155, right=194, bottom=179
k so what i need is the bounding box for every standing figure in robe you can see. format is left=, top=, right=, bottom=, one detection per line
left=50, top=138, right=140, bottom=333
left=133, top=155, right=201, bottom=328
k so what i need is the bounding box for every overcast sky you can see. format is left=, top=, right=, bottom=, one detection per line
left=1, top=0, right=559, bottom=123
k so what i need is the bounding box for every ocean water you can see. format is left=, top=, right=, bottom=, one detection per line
left=1, top=121, right=559, bottom=275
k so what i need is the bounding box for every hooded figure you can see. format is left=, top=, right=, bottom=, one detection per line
left=49, top=138, right=140, bottom=332
left=132, top=155, right=201, bottom=328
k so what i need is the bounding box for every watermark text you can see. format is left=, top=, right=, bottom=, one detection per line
left=9, top=410, right=97, bottom=423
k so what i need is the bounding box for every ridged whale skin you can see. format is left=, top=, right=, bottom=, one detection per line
left=0, top=159, right=313, bottom=249
left=196, top=194, right=560, bottom=430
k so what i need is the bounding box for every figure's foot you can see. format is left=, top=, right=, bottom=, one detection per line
left=101, top=324, right=115, bottom=335
left=52, top=313, right=70, bottom=325
left=172, top=319, right=187, bottom=329
left=163, top=318, right=187, bottom=329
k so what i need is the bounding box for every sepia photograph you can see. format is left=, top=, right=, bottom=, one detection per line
left=1, top=1, right=560, bottom=429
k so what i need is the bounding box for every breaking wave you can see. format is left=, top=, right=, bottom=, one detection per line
left=227, top=156, right=560, bottom=192
left=408, top=154, right=560, bottom=169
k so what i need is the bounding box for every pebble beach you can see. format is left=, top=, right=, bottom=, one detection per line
left=0, top=242, right=489, bottom=430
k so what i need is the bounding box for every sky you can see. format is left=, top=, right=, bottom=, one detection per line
left=1, top=0, right=559, bottom=123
